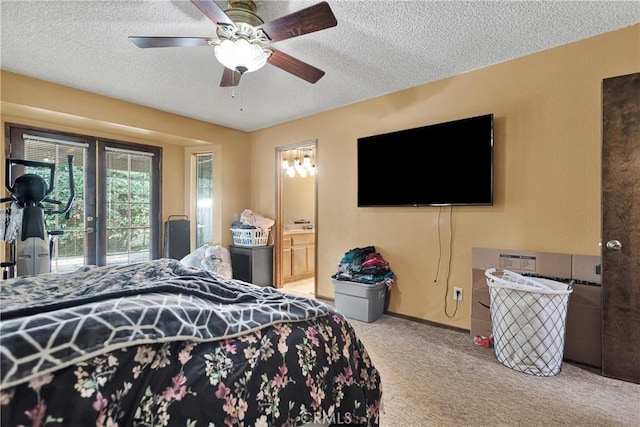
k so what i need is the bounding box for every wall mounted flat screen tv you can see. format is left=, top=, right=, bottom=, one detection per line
left=357, top=113, right=494, bottom=207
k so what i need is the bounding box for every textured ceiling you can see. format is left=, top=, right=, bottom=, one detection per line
left=1, top=1, right=638, bottom=132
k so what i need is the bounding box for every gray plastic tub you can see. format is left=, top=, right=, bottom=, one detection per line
left=332, top=279, right=386, bottom=322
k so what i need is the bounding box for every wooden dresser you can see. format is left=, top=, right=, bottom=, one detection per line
left=282, top=231, right=315, bottom=283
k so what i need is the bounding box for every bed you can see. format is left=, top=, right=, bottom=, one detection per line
left=0, top=258, right=382, bottom=426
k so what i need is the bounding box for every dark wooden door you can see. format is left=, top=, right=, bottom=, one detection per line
left=601, top=72, right=640, bottom=384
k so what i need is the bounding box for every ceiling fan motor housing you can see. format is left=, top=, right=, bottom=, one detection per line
left=217, top=0, right=266, bottom=43
left=225, top=1, right=263, bottom=26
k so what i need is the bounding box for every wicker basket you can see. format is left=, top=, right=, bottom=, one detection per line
left=230, top=228, right=270, bottom=247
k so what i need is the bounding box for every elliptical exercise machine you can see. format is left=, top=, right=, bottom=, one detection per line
left=1, top=155, right=75, bottom=278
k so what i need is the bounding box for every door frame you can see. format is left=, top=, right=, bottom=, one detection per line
left=4, top=123, right=162, bottom=268
left=275, top=139, right=317, bottom=291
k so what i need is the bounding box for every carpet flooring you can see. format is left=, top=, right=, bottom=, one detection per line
left=347, top=314, right=640, bottom=427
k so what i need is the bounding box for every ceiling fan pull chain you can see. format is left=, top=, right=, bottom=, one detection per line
left=229, top=85, right=244, bottom=112
left=231, top=71, right=237, bottom=97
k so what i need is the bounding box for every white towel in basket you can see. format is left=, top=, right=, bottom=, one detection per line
left=240, top=209, right=275, bottom=231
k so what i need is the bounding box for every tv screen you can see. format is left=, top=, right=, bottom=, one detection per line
left=357, top=113, right=494, bottom=207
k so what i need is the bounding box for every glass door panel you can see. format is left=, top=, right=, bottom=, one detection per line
left=105, top=149, right=153, bottom=266
left=195, top=153, right=213, bottom=247
left=12, top=131, right=93, bottom=273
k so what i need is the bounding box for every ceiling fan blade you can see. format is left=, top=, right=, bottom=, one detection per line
left=129, top=36, right=214, bottom=48
left=257, top=1, right=337, bottom=43
left=191, top=0, right=235, bottom=27
left=220, top=68, right=242, bottom=87
left=268, top=48, right=325, bottom=84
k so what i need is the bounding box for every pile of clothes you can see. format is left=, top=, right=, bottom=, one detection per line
left=332, top=245, right=395, bottom=289
left=231, top=209, right=275, bottom=232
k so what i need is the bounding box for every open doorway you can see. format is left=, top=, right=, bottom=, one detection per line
left=275, top=141, right=317, bottom=298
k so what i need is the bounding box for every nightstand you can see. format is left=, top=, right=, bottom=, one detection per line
left=229, top=245, right=274, bottom=287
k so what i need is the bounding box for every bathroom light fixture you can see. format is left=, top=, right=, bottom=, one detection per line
left=282, top=148, right=316, bottom=178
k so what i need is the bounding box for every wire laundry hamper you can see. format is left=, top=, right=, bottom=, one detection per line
left=485, top=268, right=573, bottom=377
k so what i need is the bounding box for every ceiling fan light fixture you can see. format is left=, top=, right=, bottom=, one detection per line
left=214, top=38, right=271, bottom=74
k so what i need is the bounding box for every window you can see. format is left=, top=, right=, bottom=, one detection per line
left=185, top=146, right=222, bottom=248
left=105, top=148, right=154, bottom=265
left=14, top=133, right=90, bottom=273
left=195, top=153, right=213, bottom=247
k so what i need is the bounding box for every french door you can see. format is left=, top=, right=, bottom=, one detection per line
left=6, top=124, right=161, bottom=272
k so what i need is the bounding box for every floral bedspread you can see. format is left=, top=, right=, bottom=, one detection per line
left=0, top=259, right=382, bottom=426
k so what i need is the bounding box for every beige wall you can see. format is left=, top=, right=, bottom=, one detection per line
left=2, top=25, right=638, bottom=330
left=0, top=71, right=252, bottom=253
left=251, top=25, right=640, bottom=329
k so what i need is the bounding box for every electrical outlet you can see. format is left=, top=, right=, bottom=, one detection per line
left=453, top=287, right=463, bottom=301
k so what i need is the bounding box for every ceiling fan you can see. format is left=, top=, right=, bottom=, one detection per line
left=129, top=0, right=337, bottom=87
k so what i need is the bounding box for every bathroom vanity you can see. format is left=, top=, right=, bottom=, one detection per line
left=282, top=230, right=315, bottom=283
